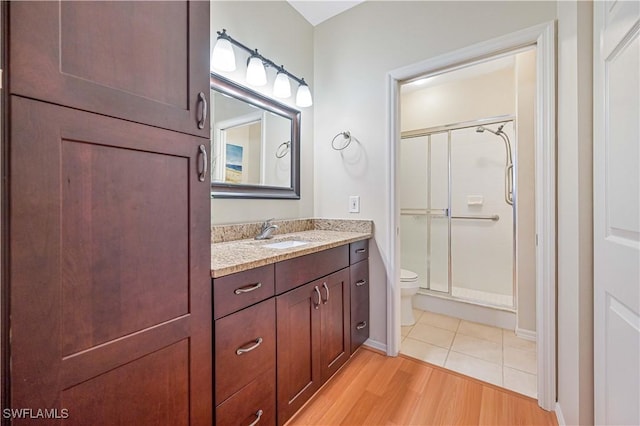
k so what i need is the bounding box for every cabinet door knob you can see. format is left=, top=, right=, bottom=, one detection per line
left=234, top=282, right=262, bottom=295
left=321, top=282, right=329, bottom=304
left=355, top=248, right=366, bottom=254
left=313, top=286, right=321, bottom=309
left=248, top=409, right=264, bottom=426
left=198, top=144, right=208, bottom=182
left=235, top=337, right=263, bottom=355
left=355, top=279, right=367, bottom=287
left=197, top=91, right=207, bottom=129
left=356, top=321, right=367, bottom=330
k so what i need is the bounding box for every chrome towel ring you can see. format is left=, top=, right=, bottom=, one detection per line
left=276, top=140, right=290, bottom=158
left=331, top=131, right=352, bottom=150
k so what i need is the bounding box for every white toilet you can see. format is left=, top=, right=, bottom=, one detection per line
left=400, top=269, right=420, bottom=326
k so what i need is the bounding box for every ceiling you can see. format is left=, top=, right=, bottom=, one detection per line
left=287, top=1, right=365, bottom=26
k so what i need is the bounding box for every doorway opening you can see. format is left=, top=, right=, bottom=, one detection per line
left=387, top=22, right=556, bottom=410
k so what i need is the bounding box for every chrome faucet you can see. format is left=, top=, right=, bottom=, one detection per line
left=255, top=218, right=278, bottom=240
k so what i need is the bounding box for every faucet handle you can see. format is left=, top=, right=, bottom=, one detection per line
left=261, top=218, right=274, bottom=230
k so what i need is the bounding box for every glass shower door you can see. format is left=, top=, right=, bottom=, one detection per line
left=426, top=132, right=449, bottom=293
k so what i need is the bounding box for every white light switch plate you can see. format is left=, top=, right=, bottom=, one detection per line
left=349, top=196, right=360, bottom=213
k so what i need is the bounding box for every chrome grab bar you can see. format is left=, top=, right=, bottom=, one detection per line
left=452, top=214, right=500, bottom=221
left=400, top=208, right=499, bottom=221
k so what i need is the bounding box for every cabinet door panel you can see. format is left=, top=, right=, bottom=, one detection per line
left=10, top=97, right=212, bottom=424
left=276, top=281, right=321, bottom=425
left=9, top=1, right=209, bottom=137
left=320, top=268, right=351, bottom=380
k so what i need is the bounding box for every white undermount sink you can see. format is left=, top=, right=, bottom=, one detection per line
left=263, top=240, right=309, bottom=249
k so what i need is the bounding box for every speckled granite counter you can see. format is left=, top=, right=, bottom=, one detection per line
left=211, top=219, right=373, bottom=278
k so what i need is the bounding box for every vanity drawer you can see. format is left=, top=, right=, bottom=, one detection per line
left=349, top=239, right=369, bottom=265
left=213, top=264, right=275, bottom=320
left=215, top=368, right=276, bottom=426
left=215, top=298, right=276, bottom=405
left=350, top=259, right=370, bottom=353
left=275, top=245, right=348, bottom=294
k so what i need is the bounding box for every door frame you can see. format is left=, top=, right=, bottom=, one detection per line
left=385, top=21, right=556, bottom=410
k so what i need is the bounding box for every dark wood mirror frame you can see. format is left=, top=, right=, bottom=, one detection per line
left=210, top=73, right=301, bottom=199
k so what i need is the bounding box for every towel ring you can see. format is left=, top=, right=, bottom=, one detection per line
left=331, top=131, right=352, bottom=151
left=276, top=141, right=290, bottom=158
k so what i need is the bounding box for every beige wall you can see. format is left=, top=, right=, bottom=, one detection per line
left=314, top=0, right=557, bottom=346
left=210, top=1, right=314, bottom=224
left=556, top=1, right=594, bottom=424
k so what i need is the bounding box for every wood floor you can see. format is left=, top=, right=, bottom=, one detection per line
left=288, top=347, right=557, bottom=426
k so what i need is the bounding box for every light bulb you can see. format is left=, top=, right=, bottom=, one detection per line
left=273, top=71, right=292, bottom=98
left=296, top=82, right=312, bottom=107
left=246, top=56, right=267, bottom=86
left=211, top=37, right=236, bottom=72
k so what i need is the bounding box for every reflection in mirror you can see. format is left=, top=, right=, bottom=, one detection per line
left=210, top=73, right=300, bottom=199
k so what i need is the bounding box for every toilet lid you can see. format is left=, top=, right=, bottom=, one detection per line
left=400, top=269, right=418, bottom=282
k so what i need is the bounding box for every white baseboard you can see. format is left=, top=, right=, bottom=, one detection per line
left=515, top=327, right=537, bottom=341
left=363, top=339, right=387, bottom=354
left=555, top=402, right=566, bottom=426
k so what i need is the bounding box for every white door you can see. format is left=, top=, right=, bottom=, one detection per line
left=594, top=2, right=640, bottom=425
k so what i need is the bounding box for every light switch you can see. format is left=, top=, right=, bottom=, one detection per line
left=349, top=196, right=360, bottom=213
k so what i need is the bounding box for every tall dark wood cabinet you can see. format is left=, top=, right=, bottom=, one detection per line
left=4, top=1, right=212, bottom=424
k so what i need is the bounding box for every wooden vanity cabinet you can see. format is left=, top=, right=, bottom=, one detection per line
left=213, top=239, right=370, bottom=426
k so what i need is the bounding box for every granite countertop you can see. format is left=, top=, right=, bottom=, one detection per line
left=211, top=227, right=372, bottom=278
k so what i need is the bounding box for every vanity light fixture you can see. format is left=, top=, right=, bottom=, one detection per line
left=246, top=51, right=267, bottom=86
left=211, top=29, right=312, bottom=107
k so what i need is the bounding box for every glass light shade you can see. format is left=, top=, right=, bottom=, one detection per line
left=246, top=56, right=267, bottom=86
left=211, top=38, right=236, bottom=72
left=273, top=72, right=292, bottom=98
left=295, top=83, right=313, bottom=107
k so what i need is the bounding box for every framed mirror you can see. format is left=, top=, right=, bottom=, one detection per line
left=210, top=73, right=301, bottom=199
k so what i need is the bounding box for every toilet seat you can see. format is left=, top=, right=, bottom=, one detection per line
left=400, top=269, right=418, bottom=283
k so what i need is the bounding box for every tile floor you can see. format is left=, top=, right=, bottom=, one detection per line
left=400, top=308, right=537, bottom=398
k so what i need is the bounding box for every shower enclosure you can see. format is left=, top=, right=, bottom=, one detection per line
left=400, top=117, right=516, bottom=309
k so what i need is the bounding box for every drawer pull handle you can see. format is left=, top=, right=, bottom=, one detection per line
left=356, top=321, right=367, bottom=330
left=234, top=282, right=262, bottom=295
left=355, top=248, right=367, bottom=254
left=355, top=279, right=367, bottom=287
left=236, top=337, right=263, bottom=355
left=313, top=286, right=321, bottom=310
left=322, top=282, right=329, bottom=304
left=248, top=409, right=263, bottom=426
